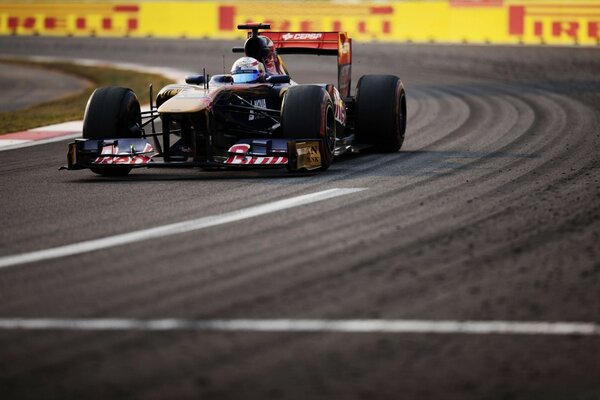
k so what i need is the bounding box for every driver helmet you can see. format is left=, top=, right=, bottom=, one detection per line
left=262, top=37, right=279, bottom=74
left=231, top=57, right=266, bottom=83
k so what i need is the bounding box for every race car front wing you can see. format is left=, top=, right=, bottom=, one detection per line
left=64, top=138, right=324, bottom=172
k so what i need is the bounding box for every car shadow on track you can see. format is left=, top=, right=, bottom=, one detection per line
left=65, top=150, right=535, bottom=184
left=300, top=149, right=538, bottom=183
left=334, top=149, right=536, bottom=177
left=67, top=168, right=317, bottom=183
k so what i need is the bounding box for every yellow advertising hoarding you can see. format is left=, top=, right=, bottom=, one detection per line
left=0, top=1, right=599, bottom=46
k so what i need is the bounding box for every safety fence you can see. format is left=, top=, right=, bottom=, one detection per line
left=1, top=1, right=599, bottom=46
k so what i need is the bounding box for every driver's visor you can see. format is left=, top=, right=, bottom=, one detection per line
left=232, top=71, right=260, bottom=83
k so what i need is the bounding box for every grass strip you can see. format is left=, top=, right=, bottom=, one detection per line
left=0, top=59, right=175, bottom=135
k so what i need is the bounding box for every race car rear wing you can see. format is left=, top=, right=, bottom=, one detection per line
left=263, top=31, right=352, bottom=98
left=236, top=24, right=353, bottom=98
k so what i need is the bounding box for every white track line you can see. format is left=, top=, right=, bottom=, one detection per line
left=0, top=139, right=29, bottom=148
left=24, top=56, right=195, bottom=83
left=0, top=318, right=598, bottom=336
left=0, top=133, right=80, bottom=151
left=0, top=188, right=365, bottom=269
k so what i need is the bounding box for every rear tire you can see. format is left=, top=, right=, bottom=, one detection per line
left=82, top=87, right=142, bottom=176
left=355, top=75, right=406, bottom=152
left=281, top=85, right=335, bottom=171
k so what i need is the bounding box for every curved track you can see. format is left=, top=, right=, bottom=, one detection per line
left=0, top=61, right=89, bottom=112
left=0, top=37, right=599, bottom=399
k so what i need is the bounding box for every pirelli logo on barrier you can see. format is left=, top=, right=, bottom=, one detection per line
left=217, top=1, right=600, bottom=45
left=0, top=1, right=599, bottom=46
left=0, top=3, right=139, bottom=36
left=450, top=0, right=600, bottom=45
left=508, top=3, right=600, bottom=44
left=217, top=3, right=394, bottom=40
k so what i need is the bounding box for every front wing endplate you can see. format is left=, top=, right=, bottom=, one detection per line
left=288, top=140, right=322, bottom=171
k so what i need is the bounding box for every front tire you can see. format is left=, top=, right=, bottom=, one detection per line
left=355, top=75, right=406, bottom=152
left=82, top=87, right=142, bottom=176
left=281, top=85, right=336, bottom=171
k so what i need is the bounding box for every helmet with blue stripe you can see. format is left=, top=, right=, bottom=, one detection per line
left=231, top=57, right=266, bottom=83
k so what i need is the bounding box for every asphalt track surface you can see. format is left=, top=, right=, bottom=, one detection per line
left=0, top=61, right=89, bottom=111
left=0, top=36, right=599, bottom=399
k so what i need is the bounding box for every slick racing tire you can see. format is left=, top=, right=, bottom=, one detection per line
left=281, top=85, right=336, bottom=171
left=82, top=86, right=142, bottom=176
left=355, top=75, right=406, bottom=152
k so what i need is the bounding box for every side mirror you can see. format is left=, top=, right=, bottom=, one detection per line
left=266, top=74, right=291, bottom=84
left=210, top=74, right=234, bottom=84
left=185, top=75, right=205, bottom=85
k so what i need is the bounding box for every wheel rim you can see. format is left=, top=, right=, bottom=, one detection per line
left=324, top=105, right=336, bottom=154
left=396, top=89, right=406, bottom=142
left=126, top=97, right=142, bottom=137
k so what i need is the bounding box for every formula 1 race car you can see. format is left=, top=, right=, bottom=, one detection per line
left=65, top=23, right=406, bottom=176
